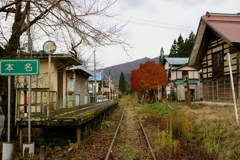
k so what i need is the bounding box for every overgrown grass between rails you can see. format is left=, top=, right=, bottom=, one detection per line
left=121, top=148, right=141, bottom=160
left=102, top=132, right=115, bottom=136
left=144, top=102, right=174, bottom=117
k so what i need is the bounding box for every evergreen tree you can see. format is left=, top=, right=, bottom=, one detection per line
left=119, top=72, right=126, bottom=94
left=184, top=31, right=196, bottom=57
left=176, top=34, right=184, bottom=57
left=159, top=47, right=165, bottom=65
left=169, top=39, right=177, bottom=57
left=169, top=31, right=195, bottom=57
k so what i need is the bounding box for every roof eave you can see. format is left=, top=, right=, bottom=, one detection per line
left=22, top=53, right=83, bottom=66
left=188, top=18, right=207, bottom=67
left=66, top=65, right=94, bottom=77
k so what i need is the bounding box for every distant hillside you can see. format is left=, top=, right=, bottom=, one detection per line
left=99, top=57, right=159, bottom=86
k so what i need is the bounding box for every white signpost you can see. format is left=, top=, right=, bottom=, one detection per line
left=225, top=53, right=239, bottom=124
left=1, top=59, right=40, bottom=160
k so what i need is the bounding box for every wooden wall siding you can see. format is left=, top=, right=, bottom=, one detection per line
left=203, top=77, right=237, bottom=102
left=201, top=38, right=238, bottom=80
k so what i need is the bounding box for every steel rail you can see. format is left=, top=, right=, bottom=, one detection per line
left=105, top=102, right=157, bottom=160
left=104, top=104, right=126, bottom=160
left=138, top=116, right=157, bottom=160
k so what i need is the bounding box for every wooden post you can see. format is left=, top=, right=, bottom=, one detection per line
left=184, top=76, right=191, bottom=107
left=40, top=145, right=45, bottom=160
left=47, top=55, right=51, bottom=118
left=77, top=127, right=81, bottom=146
left=18, top=127, right=23, bottom=152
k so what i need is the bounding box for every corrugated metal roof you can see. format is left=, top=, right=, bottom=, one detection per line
left=66, top=65, right=93, bottom=77
left=165, top=57, right=189, bottom=65
left=88, top=72, right=102, bottom=81
left=202, top=13, right=240, bottom=44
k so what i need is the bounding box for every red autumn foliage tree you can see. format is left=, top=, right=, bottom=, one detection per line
left=130, top=61, right=168, bottom=103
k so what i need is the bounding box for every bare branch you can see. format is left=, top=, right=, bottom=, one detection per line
left=0, top=0, right=22, bottom=13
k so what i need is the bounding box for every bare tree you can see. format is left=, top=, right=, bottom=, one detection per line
left=0, top=0, right=130, bottom=141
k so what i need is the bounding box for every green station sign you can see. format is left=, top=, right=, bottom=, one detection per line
left=0, top=59, right=40, bottom=76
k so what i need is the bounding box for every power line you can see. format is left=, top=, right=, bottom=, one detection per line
left=97, top=13, right=196, bottom=30
left=115, top=14, right=195, bottom=29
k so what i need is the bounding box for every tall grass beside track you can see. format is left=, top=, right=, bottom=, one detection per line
left=120, top=95, right=240, bottom=159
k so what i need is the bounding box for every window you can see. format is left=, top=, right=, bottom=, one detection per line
left=212, top=51, right=223, bottom=77
left=177, top=71, right=182, bottom=79
left=182, top=71, right=188, bottom=78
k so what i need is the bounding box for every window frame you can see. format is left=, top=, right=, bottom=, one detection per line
left=212, top=50, right=224, bottom=77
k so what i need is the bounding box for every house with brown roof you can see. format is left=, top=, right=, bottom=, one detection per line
left=189, top=12, right=240, bottom=103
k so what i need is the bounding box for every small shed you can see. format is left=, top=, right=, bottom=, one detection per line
left=66, top=65, right=94, bottom=106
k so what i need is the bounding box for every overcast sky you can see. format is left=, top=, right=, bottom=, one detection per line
left=3, top=0, right=238, bottom=70
left=91, top=0, right=240, bottom=69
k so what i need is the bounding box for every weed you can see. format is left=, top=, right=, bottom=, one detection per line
left=68, top=140, right=79, bottom=149
left=45, top=146, right=54, bottom=154
left=54, top=146, right=62, bottom=151
left=167, top=111, right=193, bottom=139
left=201, top=120, right=227, bottom=156
left=99, top=121, right=115, bottom=127
left=144, top=102, right=173, bottom=117
left=153, top=123, right=178, bottom=159
left=191, top=105, right=200, bottom=110
left=102, top=132, right=115, bottom=136
left=121, top=148, right=139, bottom=160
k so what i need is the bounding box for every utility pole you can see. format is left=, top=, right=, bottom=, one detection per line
left=93, top=50, right=96, bottom=103
left=27, top=0, right=32, bottom=143
left=101, top=70, right=103, bottom=101
left=109, top=70, right=111, bottom=100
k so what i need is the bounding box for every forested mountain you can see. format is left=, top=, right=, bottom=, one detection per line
left=99, top=57, right=159, bottom=86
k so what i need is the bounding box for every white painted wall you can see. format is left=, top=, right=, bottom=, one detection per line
left=177, top=84, right=185, bottom=101
left=16, top=59, right=68, bottom=112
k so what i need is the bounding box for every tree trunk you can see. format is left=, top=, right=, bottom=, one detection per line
left=0, top=76, right=16, bottom=142
left=0, top=2, right=24, bottom=141
left=141, top=93, right=145, bottom=105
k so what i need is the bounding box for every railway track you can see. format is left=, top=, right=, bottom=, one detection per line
left=104, top=103, right=156, bottom=160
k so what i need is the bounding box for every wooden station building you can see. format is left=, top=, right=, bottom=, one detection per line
left=189, top=12, right=240, bottom=103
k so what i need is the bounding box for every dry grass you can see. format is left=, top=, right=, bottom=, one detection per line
left=173, top=101, right=240, bottom=159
